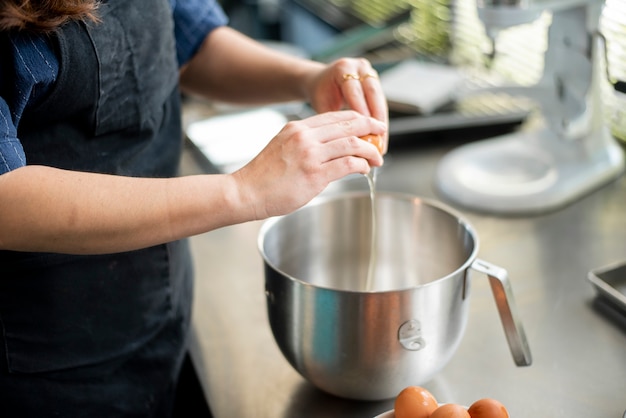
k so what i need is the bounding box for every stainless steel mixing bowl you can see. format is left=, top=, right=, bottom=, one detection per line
left=258, top=191, right=531, bottom=400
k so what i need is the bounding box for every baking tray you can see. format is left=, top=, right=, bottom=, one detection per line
left=588, top=261, right=626, bottom=316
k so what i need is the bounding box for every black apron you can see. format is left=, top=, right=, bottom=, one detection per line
left=0, top=0, right=193, bottom=416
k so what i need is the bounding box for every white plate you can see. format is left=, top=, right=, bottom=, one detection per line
left=185, top=108, right=288, bottom=173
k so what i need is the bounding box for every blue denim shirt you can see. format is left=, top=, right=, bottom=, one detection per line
left=0, top=0, right=227, bottom=175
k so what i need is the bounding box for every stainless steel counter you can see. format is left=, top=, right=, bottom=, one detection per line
left=181, top=136, right=626, bottom=418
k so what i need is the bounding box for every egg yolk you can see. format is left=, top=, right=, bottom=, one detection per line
left=430, top=404, right=471, bottom=418
left=393, top=386, right=438, bottom=418
left=468, top=398, right=510, bottom=418
left=359, top=134, right=384, bottom=154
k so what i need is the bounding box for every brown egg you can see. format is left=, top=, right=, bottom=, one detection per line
left=359, top=134, right=384, bottom=154
left=394, top=386, right=438, bottom=418
left=468, top=398, right=510, bottom=418
left=430, top=404, right=471, bottom=418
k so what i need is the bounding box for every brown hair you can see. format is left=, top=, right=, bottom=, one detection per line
left=0, top=0, right=100, bottom=33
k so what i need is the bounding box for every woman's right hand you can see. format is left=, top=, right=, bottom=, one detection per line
left=231, top=110, right=387, bottom=220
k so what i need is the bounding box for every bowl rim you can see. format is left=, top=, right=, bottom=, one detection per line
left=257, top=190, right=480, bottom=294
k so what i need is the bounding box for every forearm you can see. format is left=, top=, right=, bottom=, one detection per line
left=179, top=26, right=325, bottom=104
left=0, top=110, right=386, bottom=254
left=0, top=165, right=253, bottom=254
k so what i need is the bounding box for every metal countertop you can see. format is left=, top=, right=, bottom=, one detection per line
left=181, top=135, right=626, bottom=418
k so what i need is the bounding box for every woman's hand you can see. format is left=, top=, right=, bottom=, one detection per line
left=231, top=110, right=387, bottom=220
left=305, top=58, right=389, bottom=153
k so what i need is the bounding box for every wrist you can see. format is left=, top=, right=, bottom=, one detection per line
left=296, top=60, right=326, bottom=104
left=226, top=171, right=263, bottom=222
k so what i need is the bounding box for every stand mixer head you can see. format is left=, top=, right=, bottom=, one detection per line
left=435, top=0, right=624, bottom=214
left=477, top=0, right=593, bottom=31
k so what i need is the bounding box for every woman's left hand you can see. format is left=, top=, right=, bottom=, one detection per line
left=306, top=58, right=389, bottom=154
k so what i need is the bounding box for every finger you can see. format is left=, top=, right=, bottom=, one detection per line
left=304, top=113, right=387, bottom=146
left=332, top=58, right=373, bottom=116
left=295, top=109, right=369, bottom=129
left=322, top=135, right=384, bottom=167
left=340, top=59, right=385, bottom=118
left=287, top=110, right=386, bottom=145
left=339, top=72, right=369, bottom=117
left=359, top=70, right=387, bottom=123
left=321, top=155, right=373, bottom=182
left=358, top=69, right=390, bottom=153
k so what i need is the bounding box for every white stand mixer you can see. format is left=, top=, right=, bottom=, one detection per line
left=435, top=0, right=624, bottom=215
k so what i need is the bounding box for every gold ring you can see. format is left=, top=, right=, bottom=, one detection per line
left=360, top=72, right=378, bottom=80
left=342, top=73, right=360, bottom=81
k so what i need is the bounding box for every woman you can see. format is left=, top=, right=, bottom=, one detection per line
left=0, top=0, right=388, bottom=416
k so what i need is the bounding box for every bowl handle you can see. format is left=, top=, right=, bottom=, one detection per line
left=471, top=259, right=533, bottom=367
